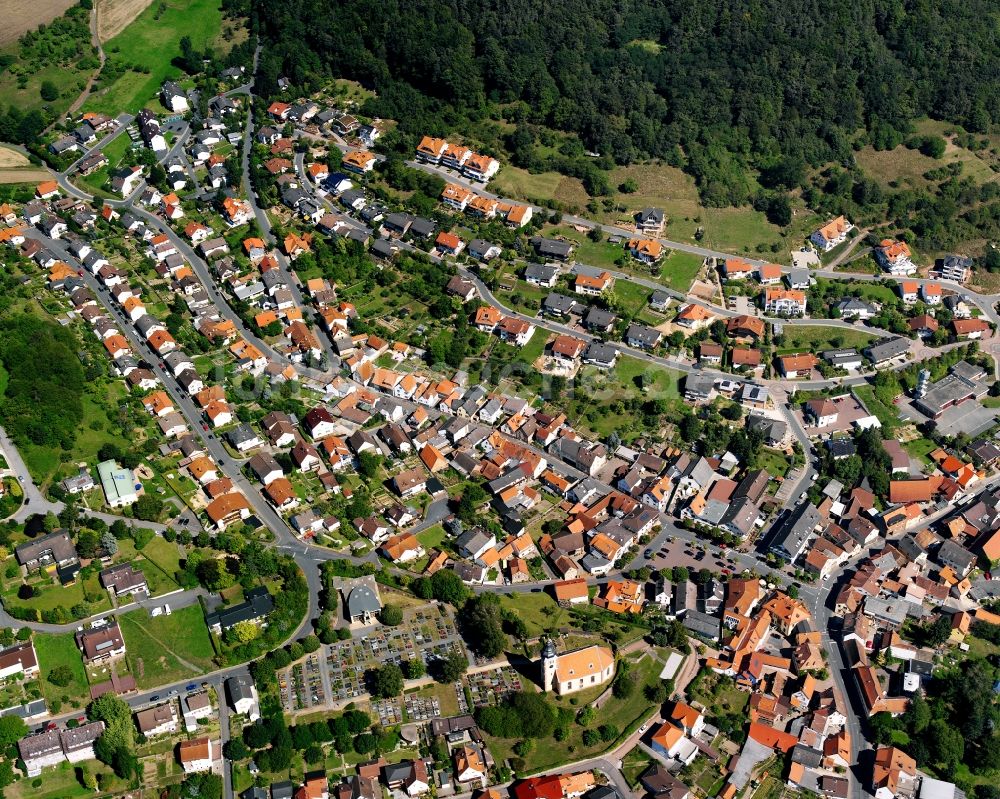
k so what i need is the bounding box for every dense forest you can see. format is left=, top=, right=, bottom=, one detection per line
left=249, top=0, right=1000, bottom=208
left=0, top=315, right=85, bottom=450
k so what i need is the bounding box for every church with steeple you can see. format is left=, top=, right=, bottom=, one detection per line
left=540, top=638, right=615, bottom=696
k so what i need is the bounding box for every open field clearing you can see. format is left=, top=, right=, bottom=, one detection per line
left=0, top=147, right=30, bottom=168
left=96, top=0, right=155, bottom=40
left=0, top=168, right=54, bottom=184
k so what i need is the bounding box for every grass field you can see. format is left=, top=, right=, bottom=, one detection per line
left=134, top=536, right=182, bottom=595
left=84, top=0, right=224, bottom=114
left=777, top=325, right=875, bottom=353
left=119, top=604, right=215, bottom=688
left=849, top=282, right=899, bottom=304
left=903, top=437, right=937, bottom=465
left=35, top=631, right=91, bottom=708
left=621, top=746, right=655, bottom=787
left=614, top=357, right=682, bottom=398
left=491, top=167, right=589, bottom=210
left=5, top=758, right=117, bottom=799
left=548, top=226, right=623, bottom=270
left=757, top=448, right=793, bottom=479
left=660, top=250, right=705, bottom=293
left=416, top=524, right=447, bottom=550
left=497, top=592, right=567, bottom=638
left=2, top=570, right=111, bottom=617
left=611, top=280, right=651, bottom=317
left=855, top=119, right=999, bottom=191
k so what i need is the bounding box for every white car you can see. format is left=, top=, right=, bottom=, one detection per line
left=163, top=604, right=172, bottom=616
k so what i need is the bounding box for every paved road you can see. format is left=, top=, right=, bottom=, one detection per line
left=0, top=426, right=61, bottom=522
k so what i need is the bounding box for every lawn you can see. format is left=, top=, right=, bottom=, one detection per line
left=777, top=325, right=875, bottom=353
left=416, top=524, right=447, bottom=550
left=485, top=651, right=661, bottom=773
left=659, top=250, right=704, bottom=293
left=903, top=437, right=937, bottom=465
left=701, top=205, right=818, bottom=256
left=84, top=0, right=224, bottom=115
left=5, top=759, right=117, bottom=799
left=497, top=592, right=567, bottom=638
left=756, top=448, right=792, bottom=479
left=614, top=357, right=682, bottom=399
left=610, top=280, right=651, bottom=317
left=119, top=604, right=216, bottom=689
left=34, top=632, right=91, bottom=709
left=850, top=282, right=900, bottom=304
left=548, top=226, right=624, bottom=270
left=3, top=571, right=111, bottom=617
left=621, top=746, right=655, bottom=787
left=133, top=539, right=182, bottom=597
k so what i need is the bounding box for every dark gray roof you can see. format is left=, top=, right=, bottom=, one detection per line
left=865, top=336, right=909, bottom=363
left=524, top=263, right=559, bottom=283
left=626, top=323, right=661, bottom=347
left=271, top=781, right=295, bottom=799
left=347, top=585, right=382, bottom=617
left=682, top=609, right=720, bottom=640
left=409, top=217, right=436, bottom=237
left=543, top=292, right=583, bottom=316
left=15, top=531, right=77, bottom=566
left=770, top=502, right=822, bottom=561
left=206, top=587, right=274, bottom=630
left=636, top=207, right=664, bottom=223
left=791, top=744, right=824, bottom=768
left=583, top=342, right=617, bottom=365
left=226, top=674, right=257, bottom=703
left=583, top=306, right=616, bottom=329
left=530, top=236, right=573, bottom=259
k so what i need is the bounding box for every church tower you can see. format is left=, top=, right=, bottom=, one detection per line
left=541, top=638, right=558, bottom=692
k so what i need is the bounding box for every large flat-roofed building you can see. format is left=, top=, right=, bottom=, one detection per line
left=914, top=361, right=989, bottom=419
left=97, top=459, right=138, bottom=507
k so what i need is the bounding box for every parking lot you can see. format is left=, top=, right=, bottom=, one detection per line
left=647, top=538, right=738, bottom=574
